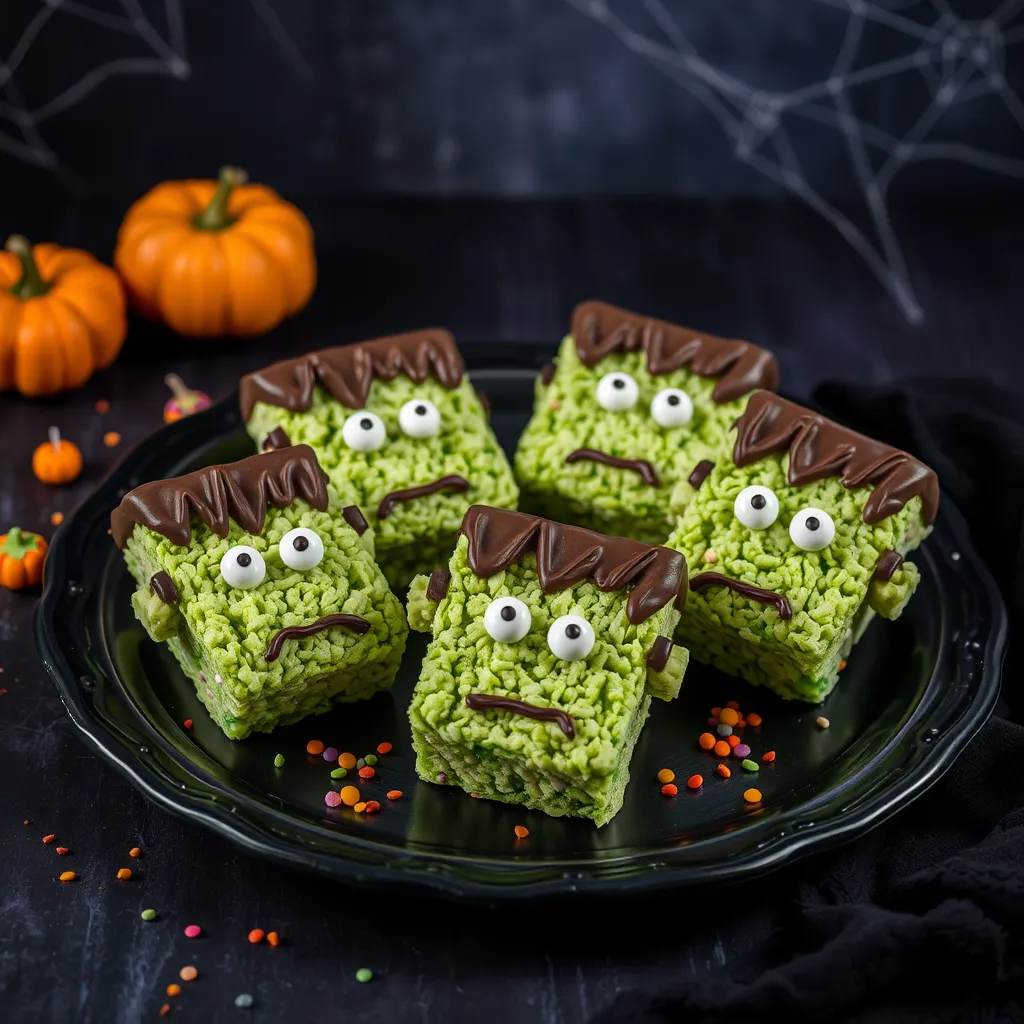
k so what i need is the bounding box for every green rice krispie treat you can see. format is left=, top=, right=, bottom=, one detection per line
left=515, top=301, right=779, bottom=545
left=407, top=506, right=690, bottom=826
left=240, top=330, right=518, bottom=586
left=666, top=391, right=939, bottom=703
left=110, top=445, right=407, bottom=739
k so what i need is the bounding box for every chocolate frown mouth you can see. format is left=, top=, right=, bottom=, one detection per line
left=565, top=449, right=660, bottom=487
left=689, top=571, right=792, bottom=620
left=265, top=613, right=371, bottom=662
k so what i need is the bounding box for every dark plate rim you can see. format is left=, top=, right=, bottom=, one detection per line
left=35, top=345, right=1008, bottom=901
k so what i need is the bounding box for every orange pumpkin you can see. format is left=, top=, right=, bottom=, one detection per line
left=32, top=426, right=83, bottom=485
left=0, top=235, right=127, bottom=396
left=114, top=166, right=316, bottom=338
left=0, top=527, right=48, bottom=590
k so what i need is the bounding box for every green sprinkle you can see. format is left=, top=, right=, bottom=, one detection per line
left=330, top=767, right=347, bottom=779
left=273, top=754, right=285, bottom=769
left=741, top=759, right=760, bottom=772
left=355, top=968, right=373, bottom=983
left=356, top=758, right=366, bottom=770
left=364, top=754, right=378, bottom=766
left=140, top=908, right=157, bottom=921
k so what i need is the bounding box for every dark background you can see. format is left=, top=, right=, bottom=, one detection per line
left=3, top=2, right=1024, bottom=1022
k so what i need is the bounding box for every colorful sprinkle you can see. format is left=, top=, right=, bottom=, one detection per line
left=184, top=924, right=201, bottom=938
left=166, top=984, right=182, bottom=997
left=338, top=752, right=357, bottom=769
left=184, top=718, right=193, bottom=730
left=816, top=716, right=830, bottom=729
left=50, top=512, right=64, bottom=525
left=661, top=783, right=678, bottom=796
left=762, top=750, right=776, bottom=762
left=330, top=767, right=347, bottom=779
left=141, top=909, right=157, bottom=921
left=322, top=746, right=338, bottom=762
left=364, top=801, right=381, bottom=814
left=267, top=931, right=281, bottom=947
left=727, top=734, right=741, bottom=748
left=698, top=732, right=716, bottom=750
left=103, top=431, right=121, bottom=447
left=702, top=549, right=718, bottom=563
left=235, top=993, right=254, bottom=1009
left=42, top=834, right=55, bottom=844
left=656, top=768, right=675, bottom=784
left=747, top=713, right=763, bottom=727
left=324, top=791, right=342, bottom=808
left=159, top=1005, right=170, bottom=1017
left=356, top=758, right=366, bottom=770
left=839, top=660, right=848, bottom=671
left=358, top=766, right=375, bottom=779
left=741, top=759, right=760, bottom=772
left=743, top=788, right=763, bottom=804
left=273, top=754, right=285, bottom=768
left=726, top=700, right=741, bottom=710
left=179, top=965, right=198, bottom=982
left=713, top=740, right=731, bottom=757
left=376, top=742, right=393, bottom=755
left=116, top=868, right=132, bottom=880
left=719, top=707, right=739, bottom=727
left=716, top=764, right=731, bottom=778
left=56, top=847, right=69, bottom=855
left=716, top=723, right=733, bottom=737
left=514, top=825, right=530, bottom=839
left=710, top=707, right=722, bottom=717
left=386, top=790, right=403, bottom=800
left=364, top=754, right=378, bottom=766
left=129, top=847, right=142, bottom=858
left=59, top=871, right=76, bottom=882
left=354, top=802, right=367, bottom=813
left=686, top=774, right=704, bottom=790
left=733, top=743, right=751, bottom=758
left=248, top=929, right=265, bottom=944
left=306, top=739, right=324, bottom=755
left=340, top=786, right=360, bottom=806
left=355, top=968, right=373, bottom=983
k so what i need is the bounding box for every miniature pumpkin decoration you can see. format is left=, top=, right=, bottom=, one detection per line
left=32, top=427, right=83, bottom=485
left=0, top=235, right=127, bottom=396
left=114, top=166, right=316, bottom=338
left=0, top=527, right=48, bottom=590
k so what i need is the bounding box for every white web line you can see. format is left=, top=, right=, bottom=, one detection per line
left=0, top=0, right=312, bottom=188
left=561, top=0, right=1024, bottom=323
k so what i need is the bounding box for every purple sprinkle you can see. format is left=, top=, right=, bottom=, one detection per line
left=323, top=746, right=339, bottom=762
left=324, top=791, right=342, bottom=808
left=436, top=772, right=448, bottom=784
left=733, top=743, right=751, bottom=758
left=707, top=717, right=718, bottom=726
left=199, top=672, right=206, bottom=683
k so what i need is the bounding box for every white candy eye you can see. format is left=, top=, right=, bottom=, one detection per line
left=596, top=372, right=639, bottom=412
left=734, top=485, right=780, bottom=529
left=483, top=596, right=532, bottom=643
left=342, top=411, right=386, bottom=452
left=789, top=507, right=836, bottom=551
left=650, top=388, right=694, bottom=427
left=220, top=545, right=266, bottom=589
left=547, top=615, right=595, bottom=661
left=279, top=527, right=324, bottom=570
left=398, top=398, right=441, bottom=439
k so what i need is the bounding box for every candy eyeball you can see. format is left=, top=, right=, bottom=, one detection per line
left=220, top=545, right=266, bottom=589
left=547, top=615, right=595, bottom=661
left=789, top=507, right=836, bottom=551
left=483, top=596, right=532, bottom=643
left=650, top=387, right=694, bottom=428
left=342, top=411, right=386, bottom=452
left=734, top=485, right=780, bottom=529
left=279, top=527, right=325, bottom=570
left=596, top=372, right=640, bottom=412
left=399, top=398, right=441, bottom=439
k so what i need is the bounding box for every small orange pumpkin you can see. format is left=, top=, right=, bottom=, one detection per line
left=0, top=527, right=48, bottom=590
left=32, top=426, right=83, bottom=485
left=0, top=235, right=127, bottom=396
left=114, top=166, right=316, bottom=338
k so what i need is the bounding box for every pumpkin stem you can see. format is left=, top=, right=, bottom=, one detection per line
left=165, top=373, right=189, bottom=399
left=194, top=167, right=248, bottom=231
left=49, top=426, right=61, bottom=452
left=1, top=527, right=37, bottom=559
left=6, top=235, right=51, bottom=300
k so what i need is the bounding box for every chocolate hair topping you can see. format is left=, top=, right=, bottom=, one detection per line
left=571, top=301, right=779, bottom=403
left=733, top=392, right=940, bottom=525
left=459, top=506, right=687, bottom=625
left=110, top=445, right=329, bottom=549
left=239, top=330, right=464, bottom=420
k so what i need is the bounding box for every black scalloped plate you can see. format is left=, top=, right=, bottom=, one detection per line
left=36, top=343, right=1007, bottom=901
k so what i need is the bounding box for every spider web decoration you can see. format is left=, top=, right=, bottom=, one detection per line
left=0, top=0, right=311, bottom=191
left=561, top=0, right=1024, bottom=323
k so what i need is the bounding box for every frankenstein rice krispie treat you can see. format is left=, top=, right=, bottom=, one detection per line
left=111, top=445, right=407, bottom=739
left=667, top=392, right=939, bottom=703
left=515, top=301, right=779, bottom=544
left=407, top=506, right=690, bottom=826
left=240, top=330, right=518, bottom=586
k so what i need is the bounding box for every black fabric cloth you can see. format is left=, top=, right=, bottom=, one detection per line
left=592, top=379, right=1024, bottom=1024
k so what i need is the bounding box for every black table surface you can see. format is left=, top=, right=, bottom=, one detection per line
left=2, top=197, right=1021, bottom=1023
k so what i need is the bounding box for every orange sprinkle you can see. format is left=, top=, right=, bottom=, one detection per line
left=340, top=786, right=360, bottom=806
left=514, top=825, right=530, bottom=839
left=686, top=774, right=704, bottom=790
left=743, top=788, right=763, bottom=804
left=50, top=512, right=64, bottom=525
left=719, top=707, right=739, bottom=727
left=726, top=700, right=741, bottom=711
left=657, top=768, right=675, bottom=784
left=95, top=400, right=110, bottom=414
left=159, top=1005, right=170, bottom=1017
left=248, top=929, right=265, bottom=944
left=306, top=739, right=324, bottom=755
left=358, top=765, right=375, bottom=779
left=59, top=871, right=76, bottom=882
left=746, top=713, right=762, bottom=727
left=727, top=735, right=741, bottom=748
left=713, top=740, right=731, bottom=757
left=179, top=965, right=198, bottom=982
left=839, top=660, right=848, bottom=671
left=56, top=847, right=69, bottom=855
left=129, top=847, right=142, bottom=858
left=166, top=984, right=182, bottom=997
left=376, top=741, right=393, bottom=755
left=364, top=801, right=381, bottom=813
left=710, top=707, right=722, bottom=717
left=737, top=718, right=747, bottom=728
left=338, top=752, right=357, bottom=769
left=661, top=783, right=678, bottom=796
left=103, top=431, right=121, bottom=447
left=762, top=750, right=776, bottom=762
left=698, top=732, right=716, bottom=750
left=267, top=931, right=281, bottom=947
left=354, top=801, right=367, bottom=813
left=717, top=764, right=731, bottom=779
left=116, top=868, right=132, bottom=880
left=43, top=834, right=56, bottom=844
left=386, top=790, right=403, bottom=800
